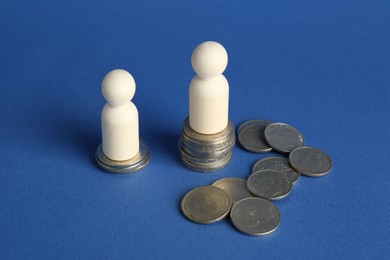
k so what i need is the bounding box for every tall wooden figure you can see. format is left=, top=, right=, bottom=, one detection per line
left=190, top=41, right=229, bottom=134
left=179, top=41, right=235, bottom=172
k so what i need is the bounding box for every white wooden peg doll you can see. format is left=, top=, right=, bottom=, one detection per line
left=96, top=69, right=150, bottom=173
left=101, top=69, right=139, bottom=161
left=189, top=41, right=229, bottom=135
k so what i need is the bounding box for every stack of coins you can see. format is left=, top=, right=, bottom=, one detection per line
left=178, top=117, right=235, bottom=172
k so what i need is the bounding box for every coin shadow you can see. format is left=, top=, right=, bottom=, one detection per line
left=149, top=130, right=182, bottom=165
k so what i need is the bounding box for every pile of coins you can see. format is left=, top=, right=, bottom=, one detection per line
left=239, top=120, right=333, bottom=179
left=181, top=178, right=281, bottom=235
left=180, top=119, right=332, bottom=236
left=178, top=117, right=236, bottom=172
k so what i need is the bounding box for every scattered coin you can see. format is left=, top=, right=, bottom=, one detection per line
left=264, top=123, right=304, bottom=154
left=237, top=120, right=273, bottom=153
left=181, top=186, right=232, bottom=224
left=252, top=157, right=300, bottom=184
left=289, top=146, right=332, bottom=177
left=247, top=170, right=292, bottom=200
left=230, top=197, right=280, bottom=236
left=212, top=178, right=254, bottom=204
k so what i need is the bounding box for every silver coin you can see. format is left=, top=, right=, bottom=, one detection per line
left=182, top=117, right=235, bottom=144
left=247, top=170, right=292, bottom=200
left=212, top=178, right=254, bottom=204
left=179, top=117, right=236, bottom=172
left=180, top=145, right=230, bottom=164
left=181, top=133, right=235, bottom=157
left=180, top=151, right=233, bottom=173
left=264, top=123, right=304, bottom=154
left=182, top=129, right=235, bottom=148
left=95, top=140, right=151, bottom=174
left=230, top=197, right=280, bottom=236
left=237, top=120, right=273, bottom=153
left=181, top=186, right=232, bottom=224
left=179, top=138, right=230, bottom=164
left=289, top=146, right=332, bottom=177
left=252, top=157, right=300, bottom=184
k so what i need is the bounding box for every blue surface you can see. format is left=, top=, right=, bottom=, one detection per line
left=1, top=0, right=389, bottom=259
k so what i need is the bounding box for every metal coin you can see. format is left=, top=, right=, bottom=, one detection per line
left=179, top=117, right=236, bottom=172
left=180, top=151, right=233, bottom=173
left=230, top=197, right=280, bottom=236
left=289, top=146, right=332, bottom=177
left=95, top=140, right=151, bottom=174
left=181, top=186, right=232, bottom=224
left=182, top=129, right=235, bottom=148
left=179, top=139, right=230, bottom=164
left=237, top=120, right=273, bottom=153
left=181, top=133, right=235, bottom=157
left=212, top=178, right=254, bottom=204
left=247, top=170, right=292, bottom=200
left=252, top=157, right=300, bottom=185
left=180, top=145, right=230, bottom=164
left=264, top=123, right=304, bottom=154
left=182, top=117, right=235, bottom=144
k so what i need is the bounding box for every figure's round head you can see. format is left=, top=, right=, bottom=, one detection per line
left=191, top=41, right=228, bottom=79
left=102, top=69, right=136, bottom=106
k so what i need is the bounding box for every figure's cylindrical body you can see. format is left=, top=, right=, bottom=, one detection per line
left=100, top=69, right=139, bottom=161
left=101, top=102, right=139, bottom=161
left=189, top=75, right=229, bottom=134
left=189, top=41, right=229, bottom=135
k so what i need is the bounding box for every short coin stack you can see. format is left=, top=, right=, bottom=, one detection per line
left=180, top=119, right=332, bottom=236
left=178, top=117, right=236, bottom=172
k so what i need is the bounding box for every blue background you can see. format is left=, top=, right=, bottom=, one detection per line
left=1, top=0, right=389, bottom=259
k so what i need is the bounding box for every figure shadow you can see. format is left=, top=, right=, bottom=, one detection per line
left=56, top=116, right=101, bottom=166
left=41, top=102, right=101, bottom=168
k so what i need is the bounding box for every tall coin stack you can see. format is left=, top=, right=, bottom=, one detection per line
left=179, top=117, right=235, bottom=172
